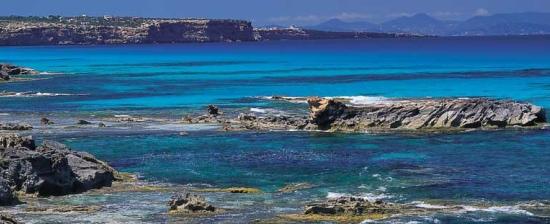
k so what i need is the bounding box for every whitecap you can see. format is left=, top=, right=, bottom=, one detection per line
left=250, top=108, right=267, bottom=113
left=411, top=201, right=449, bottom=209
left=459, top=205, right=534, bottom=216
left=326, top=192, right=393, bottom=202
left=330, top=96, right=391, bottom=105
left=0, top=91, right=82, bottom=97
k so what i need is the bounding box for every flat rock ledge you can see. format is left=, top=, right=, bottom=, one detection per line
left=0, top=134, right=117, bottom=205
left=231, top=97, right=546, bottom=133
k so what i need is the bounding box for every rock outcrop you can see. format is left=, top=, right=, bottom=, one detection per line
left=0, top=178, right=18, bottom=206
left=304, top=196, right=400, bottom=216
left=0, top=64, right=38, bottom=81
left=0, top=134, right=116, bottom=197
left=234, top=97, right=546, bottom=132
left=0, top=17, right=254, bottom=46
left=168, top=191, right=217, bottom=215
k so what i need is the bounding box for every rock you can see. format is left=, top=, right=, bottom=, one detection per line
left=0, top=178, right=18, bottom=206
left=207, top=105, right=220, bottom=116
left=97, top=122, right=106, bottom=128
left=77, top=120, right=92, bottom=125
left=196, top=187, right=262, bottom=194
left=0, top=134, right=115, bottom=196
left=0, top=71, right=10, bottom=81
left=0, top=134, right=35, bottom=150
left=0, top=123, right=33, bottom=131
left=168, top=191, right=217, bottom=214
left=307, top=97, right=347, bottom=127
left=304, top=196, right=400, bottom=216
left=0, top=213, right=19, bottom=224
left=40, top=117, right=54, bottom=125
left=0, top=64, right=37, bottom=76
left=236, top=97, right=547, bottom=132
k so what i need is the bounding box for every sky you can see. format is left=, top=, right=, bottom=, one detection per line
left=2, top=0, right=550, bottom=26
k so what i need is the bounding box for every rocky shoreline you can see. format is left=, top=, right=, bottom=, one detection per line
left=180, top=97, right=547, bottom=133
left=0, top=134, right=117, bottom=203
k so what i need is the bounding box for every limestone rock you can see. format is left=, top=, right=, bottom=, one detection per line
left=168, top=191, right=217, bottom=214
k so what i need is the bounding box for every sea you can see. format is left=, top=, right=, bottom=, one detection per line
left=1, top=36, right=550, bottom=223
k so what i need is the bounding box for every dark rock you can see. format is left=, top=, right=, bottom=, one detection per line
left=207, top=105, right=220, bottom=116
left=0, top=71, right=9, bottom=81
left=40, top=117, right=54, bottom=125
left=304, top=196, right=399, bottom=216
left=307, top=97, right=347, bottom=127
left=0, top=123, right=33, bottom=131
left=0, top=134, right=115, bottom=196
left=168, top=191, right=217, bottom=214
left=77, top=120, right=92, bottom=125
left=0, top=178, right=18, bottom=206
left=97, top=122, right=106, bottom=128
left=0, top=213, right=20, bottom=224
left=0, top=63, right=37, bottom=76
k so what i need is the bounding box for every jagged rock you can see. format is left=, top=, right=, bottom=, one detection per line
left=0, top=71, right=9, bottom=81
left=168, top=191, right=217, bottom=214
left=236, top=97, right=546, bottom=132
left=0, top=135, right=115, bottom=196
left=0, top=213, right=19, bottom=224
left=0, top=178, right=18, bottom=206
left=0, top=123, right=33, bottom=131
left=40, top=117, right=53, bottom=125
left=77, top=120, right=92, bottom=125
left=0, top=64, right=37, bottom=77
left=304, top=196, right=400, bottom=216
left=207, top=105, right=220, bottom=116
left=0, top=134, right=35, bottom=150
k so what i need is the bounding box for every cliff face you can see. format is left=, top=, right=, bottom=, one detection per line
left=145, top=20, right=254, bottom=43
left=0, top=18, right=254, bottom=46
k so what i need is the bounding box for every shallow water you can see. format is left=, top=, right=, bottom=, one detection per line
left=1, top=37, right=550, bottom=223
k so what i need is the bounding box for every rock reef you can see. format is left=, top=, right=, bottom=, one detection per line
left=0, top=134, right=116, bottom=200
left=233, top=97, right=546, bottom=132
left=0, top=64, right=38, bottom=81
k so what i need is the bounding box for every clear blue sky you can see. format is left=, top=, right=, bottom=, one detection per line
left=2, top=0, right=550, bottom=25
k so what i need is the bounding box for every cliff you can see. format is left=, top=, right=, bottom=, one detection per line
left=0, top=16, right=413, bottom=46
left=0, top=17, right=254, bottom=46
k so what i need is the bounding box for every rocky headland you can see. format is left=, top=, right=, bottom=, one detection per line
left=0, top=134, right=118, bottom=205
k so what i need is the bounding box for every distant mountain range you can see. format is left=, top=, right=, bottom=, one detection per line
left=305, top=12, right=550, bottom=36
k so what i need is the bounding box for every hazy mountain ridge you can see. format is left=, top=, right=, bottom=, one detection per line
left=307, top=12, right=550, bottom=36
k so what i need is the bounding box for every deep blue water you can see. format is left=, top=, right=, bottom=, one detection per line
left=1, top=37, right=550, bottom=223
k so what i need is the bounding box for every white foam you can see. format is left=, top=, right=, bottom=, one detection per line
left=250, top=108, right=267, bottom=113
left=331, top=96, right=391, bottom=105
left=459, top=205, right=534, bottom=216
left=0, top=91, right=80, bottom=97
left=411, top=201, right=449, bottom=209
left=326, top=192, right=392, bottom=202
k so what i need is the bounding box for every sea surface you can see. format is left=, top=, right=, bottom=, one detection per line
left=1, top=36, right=550, bottom=223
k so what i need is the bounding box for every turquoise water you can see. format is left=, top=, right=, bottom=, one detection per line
left=1, top=37, right=550, bottom=223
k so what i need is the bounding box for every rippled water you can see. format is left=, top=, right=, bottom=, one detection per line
left=1, top=37, right=550, bottom=223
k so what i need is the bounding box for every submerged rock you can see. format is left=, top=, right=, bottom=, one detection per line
left=40, top=117, right=54, bottom=125
left=77, top=120, right=92, bottom=125
left=196, top=187, right=262, bottom=194
left=0, top=134, right=116, bottom=197
left=168, top=191, right=217, bottom=215
left=277, top=183, right=315, bottom=193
